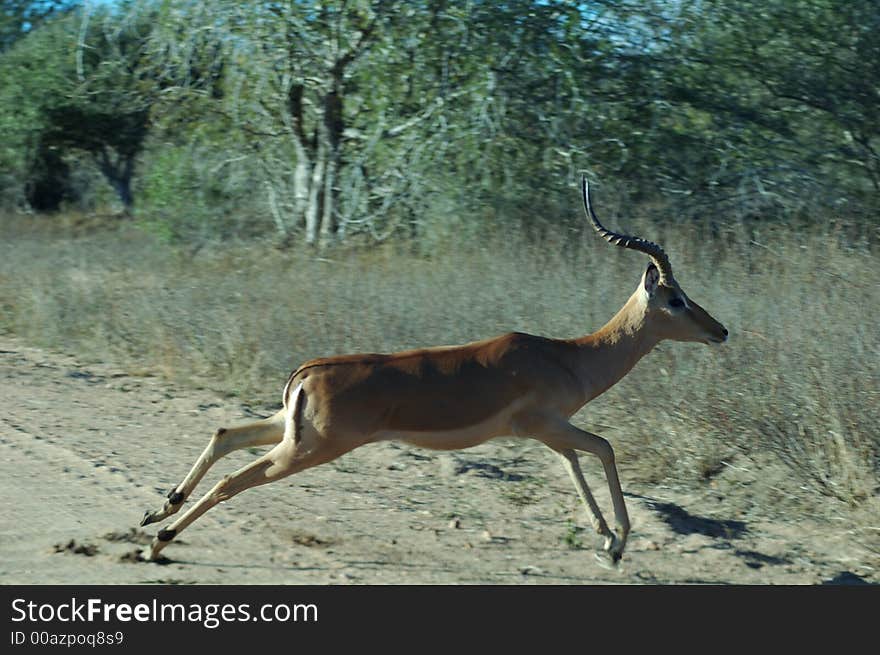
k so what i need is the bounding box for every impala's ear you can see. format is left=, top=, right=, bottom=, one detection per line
left=643, top=262, right=660, bottom=298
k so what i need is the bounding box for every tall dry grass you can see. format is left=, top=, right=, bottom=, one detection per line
left=0, top=211, right=877, bottom=527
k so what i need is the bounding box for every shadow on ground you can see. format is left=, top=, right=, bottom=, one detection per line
left=634, top=496, right=748, bottom=539
left=821, top=571, right=875, bottom=585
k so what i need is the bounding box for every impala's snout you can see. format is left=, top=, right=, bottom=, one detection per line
left=706, top=326, right=729, bottom=345
left=704, top=320, right=728, bottom=345
left=683, top=297, right=727, bottom=345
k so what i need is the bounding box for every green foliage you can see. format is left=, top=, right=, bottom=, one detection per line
left=562, top=521, right=585, bottom=550
left=0, top=0, right=877, bottom=233
left=0, top=3, right=163, bottom=211
left=137, top=146, right=198, bottom=241
left=137, top=135, right=264, bottom=243
left=0, top=14, right=73, bottom=208
left=646, top=0, right=880, bottom=217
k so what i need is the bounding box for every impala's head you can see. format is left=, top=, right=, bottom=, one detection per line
left=636, top=262, right=728, bottom=344
left=582, top=176, right=728, bottom=346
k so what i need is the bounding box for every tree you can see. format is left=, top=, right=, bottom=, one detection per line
left=649, top=0, right=880, bottom=216
left=2, top=0, right=876, bottom=230
left=54, top=3, right=162, bottom=210
left=0, top=11, right=75, bottom=210
left=213, top=0, right=410, bottom=245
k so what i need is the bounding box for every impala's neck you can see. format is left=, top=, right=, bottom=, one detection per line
left=570, top=289, right=659, bottom=402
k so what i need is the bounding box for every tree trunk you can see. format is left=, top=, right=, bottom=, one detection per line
left=292, top=147, right=310, bottom=226
left=96, top=147, right=135, bottom=212
left=318, top=87, right=343, bottom=246
left=289, top=83, right=311, bottom=231
left=319, top=150, right=337, bottom=248
left=304, top=141, right=326, bottom=246
left=112, top=178, right=134, bottom=210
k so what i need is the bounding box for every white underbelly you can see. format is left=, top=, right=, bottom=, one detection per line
left=373, top=414, right=513, bottom=451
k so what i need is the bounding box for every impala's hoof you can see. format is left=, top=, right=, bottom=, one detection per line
left=140, top=510, right=156, bottom=527
left=594, top=550, right=622, bottom=571
left=146, top=548, right=171, bottom=565
left=602, top=533, right=625, bottom=566
left=147, top=530, right=176, bottom=563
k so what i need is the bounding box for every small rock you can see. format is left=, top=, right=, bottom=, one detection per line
left=448, top=518, right=461, bottom=529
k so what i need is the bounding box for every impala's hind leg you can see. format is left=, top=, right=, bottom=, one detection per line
left=141, top=410, right=285, bottom=527
left=147, top=431, right=349, bottom=561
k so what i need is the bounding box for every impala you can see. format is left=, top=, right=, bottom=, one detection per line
left=141, top=176, right=728, bottom=565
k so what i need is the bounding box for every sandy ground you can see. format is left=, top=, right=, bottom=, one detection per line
left=1, top=335, right=876, bottom=585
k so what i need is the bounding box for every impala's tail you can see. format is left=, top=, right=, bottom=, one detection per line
left=284, top=380, right=306, bottom=446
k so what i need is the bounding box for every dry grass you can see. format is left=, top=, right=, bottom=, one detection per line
left=1, top=210, right=877, bottom=529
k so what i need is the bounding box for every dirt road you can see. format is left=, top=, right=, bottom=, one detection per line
left=1, top=336, right=874, bottom=585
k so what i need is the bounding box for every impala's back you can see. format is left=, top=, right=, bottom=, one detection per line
left=284, top=332, right=586, bottom=448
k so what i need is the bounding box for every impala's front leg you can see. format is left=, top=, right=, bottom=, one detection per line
left=558, top=449, right=616, bottom=551
left=514, top=412, right=630, bottom=564
left=558, top=447, right=629, bottom=563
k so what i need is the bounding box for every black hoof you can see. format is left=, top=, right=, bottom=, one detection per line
left=140, top=511, right=155, bottom=527
left=156, top=528, right=176, bottom=542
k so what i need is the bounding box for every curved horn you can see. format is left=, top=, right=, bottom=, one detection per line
left=581, top=175, right=674, bottom=283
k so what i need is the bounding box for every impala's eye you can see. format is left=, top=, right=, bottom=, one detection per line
left=669, top=297, right=685, bottom=309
